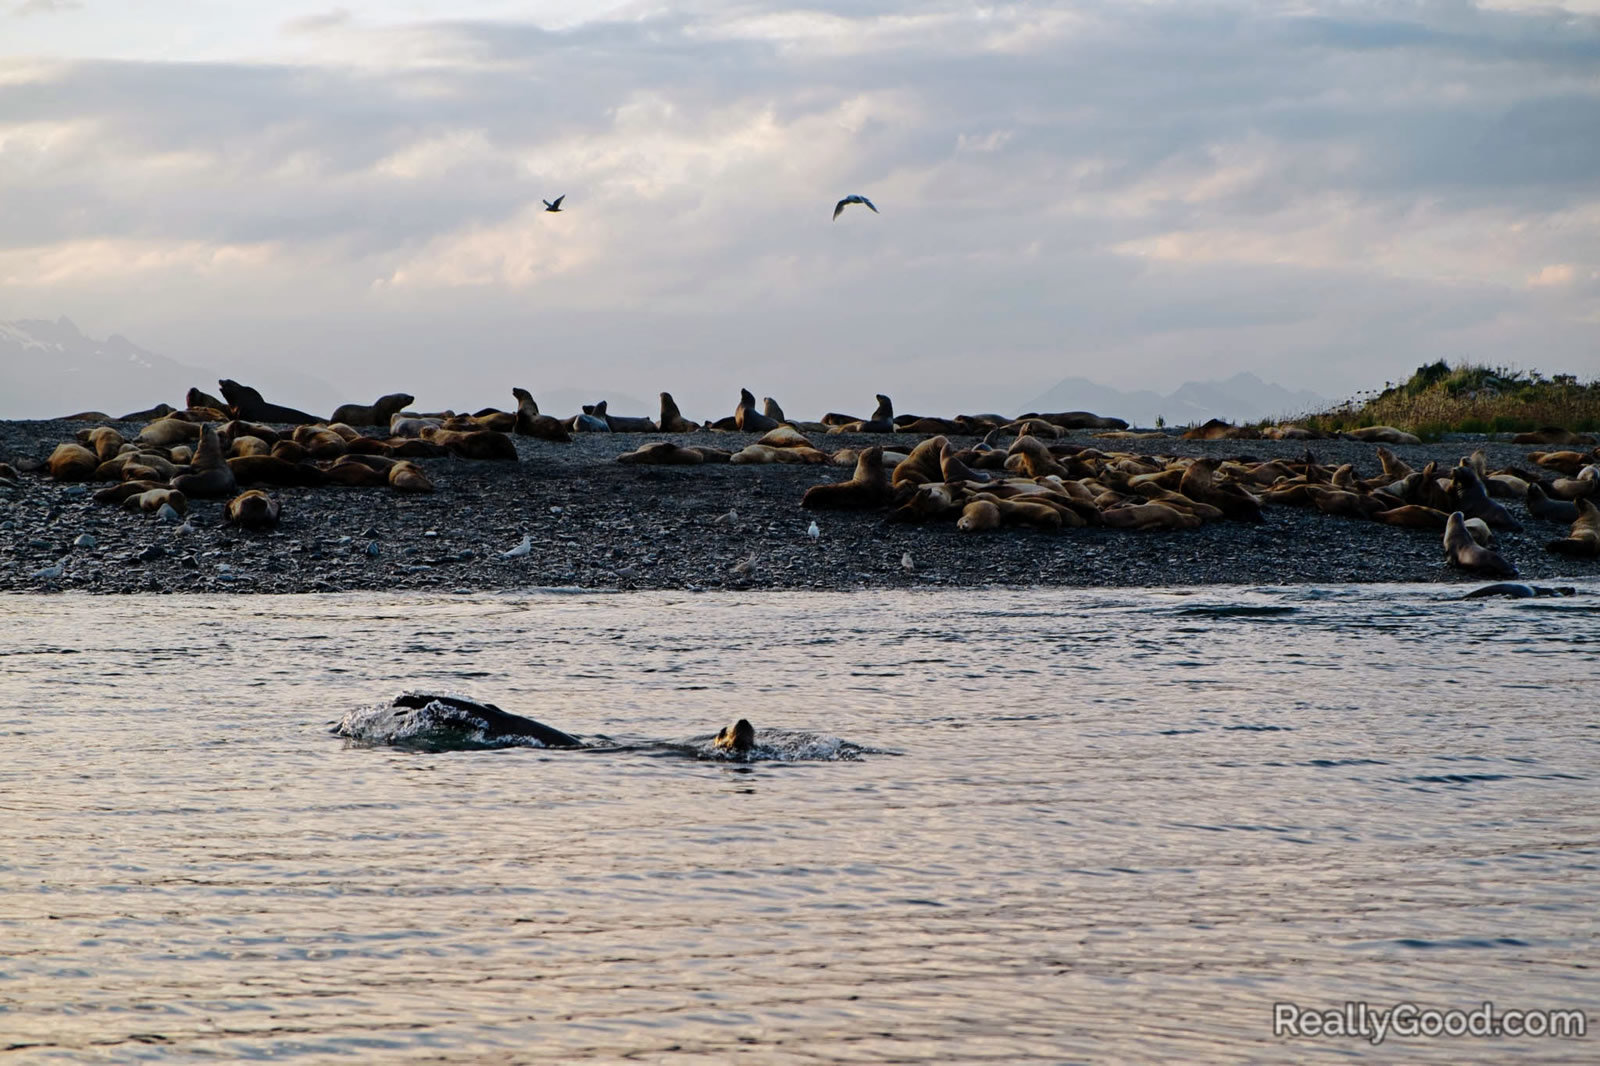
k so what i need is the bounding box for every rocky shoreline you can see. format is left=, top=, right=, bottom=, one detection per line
left=2, top=419, right=1597, bottom=594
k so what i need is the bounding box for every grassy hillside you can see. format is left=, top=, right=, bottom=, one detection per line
left=1290, top=362, right=1600, bottom=440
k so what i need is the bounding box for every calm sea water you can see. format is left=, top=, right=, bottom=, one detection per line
left=1, top=585, right=1595, bottom=1063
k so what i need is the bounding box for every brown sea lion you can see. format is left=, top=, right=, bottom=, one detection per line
left=1528, top=450, right=1589, bottom=476
left=227, top=455, right=327, bottom=487
left=322, top=458, right=390, bottom=487
left=138, top=418, right=202, bottom=447
left=388, top=460, right=435, bottom=493
left=1373, top=505, right=1450, bottom=530
left=617, top=442, right=705, bottom=465
left=888, top=482, right=962, bottom=522
left=1546, top=498, right=1600, bottom=558
left=1182, top=418, right=1255, bottom=441
left=1345, top=426, right=1422, bottom=444
left=658, top=392, right=697, bottom=433
left=46, top=442, right=100, bottom=481
left=1033, top=410, right=1129, bottom=431
left=75, top=426, right=125, bottom=462
left=171, top=424, right=238, bottom=498
left=228, top=435, right=273, bottom=458
left=331, top=393, right=414, bottom=427
left=1443, top=511, right=1517, bottom=577
left=1101, top=502, right=1201, bottom=530
left=1450, top=466, right=1521, bottom=531
left=225, top=489, right=280, bottom=528
left=59, top=411, right=114, bottom=422
left=892, top=436, right=947, bottom=486
left=92, top=479, right=168, bottom=505
left=734, top=389, right=780, bottom=433
left=187, top=386, right=228, bottom=412
left=761, top=397, right=787, bottom=423
left=713, top=719, right=756, bottom=753
left=939, top=442, right=988, bottom=484
left=510, top=388, right=573, bottom=441
left=802, top=446, right=894, bottom=510
left=218, top=379, right=321, bottom=425
left=117, top=403, right=178, bottom=422
left=125, top=487, right=187, bottom=515
left=1512, top=427, right=1596, bottom=446
left=586, top=400, right=655, bottom=433
left=419, top=426, right=518, bottom=460
left=1525, top=483, right=1580, bottom=523
left=1178, top=458, right=1264, bottom=523
left=957, top=499, right=1002, bottom=531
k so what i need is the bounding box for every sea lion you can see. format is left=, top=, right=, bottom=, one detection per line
left=117, top=403, right=178, bottom=422
left=1033, top=411, right=1129, bottom=431
left=1525, top=483, right=1580, bottom=523
left=801, top=446, right=894, bottom=510
left=1101, top=502, right=1201, bottom=530
left=46, top=442, right=100, bottom=481
left=217, top=379, right=321, bottom=424
left=1450, top=466, right=1521, bottom=531
left=388, top=460, right=435, bottom=493
left=419, top=426, right=519, bottom=460
left=1443, top=511, right=1517, bottom=577
left=1373, top=505, right=1450, bottom=530
left=713, top=719, right=755, bottom=753
left=171, top=424, right=239, bottom=498
left=761, top=397, right=787, bottom=423
left=225, top=489, right=281, bottom=528
left=1512, top=428, right=1596, bottom=446
left=187, top=386, right=228, bottom=412
left=957, top=498, right=1002, bottom=531
left=1345, top=426, right=1422, bottom=445
left=658, top=392, right=697, bottom=433
left=734, top=389, right=780, bottom=433
left=510, top=388, right=573, bottom=441
left=331, top=393, right=414, bottom=427
left=1528, top=450, right=1589, bottom=476
left=569, top=412, right=611, bottom=433
left=227, top=455, right=327, bottom=487
left=617, top=442, right=705, bottom=465
left=1178, top=458, right=1264, bottom=523
left=892, top=436, right=947, bottom=486
left=138, top=418, right=202, bottom=447
left=76, top=426, right=125, bottom=462
left=1461, top=583, right=1577, bottom=599
left=93, top=479, right=167, bottom=505
left=1546, top=498, right=1600, bottom=558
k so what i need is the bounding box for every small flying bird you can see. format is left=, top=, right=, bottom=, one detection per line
left=833, top=194, right=878, bottom=221
left=901, top=551, right=915, bottom=573
left=543, top=195, right=565, bottom=213
left=501, top=534, right=532, bottom=558
left=807, top=520, right=820, bottom=541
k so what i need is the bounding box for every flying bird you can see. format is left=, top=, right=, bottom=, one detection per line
left=543, top=195, right=565, bottom=212
left=833, top=194, right=878, bottom=221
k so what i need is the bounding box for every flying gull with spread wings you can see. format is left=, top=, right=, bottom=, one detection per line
left=833, top=194, right=878, bottom=221
left=543, top=195, right=565, bottom=212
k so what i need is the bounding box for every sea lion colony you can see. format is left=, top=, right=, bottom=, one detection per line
left=21, top=380, right=1600, bottom=577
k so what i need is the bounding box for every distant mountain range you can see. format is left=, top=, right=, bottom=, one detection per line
left=0, top=317, right=337, bottom=420
left=1023, top=372, right=1330, bottom=428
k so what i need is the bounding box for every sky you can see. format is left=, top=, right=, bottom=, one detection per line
left=1, top=0, right=1597, bottom=418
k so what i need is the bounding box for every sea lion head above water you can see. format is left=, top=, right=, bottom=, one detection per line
left=713, top=719, right=756, bottom=753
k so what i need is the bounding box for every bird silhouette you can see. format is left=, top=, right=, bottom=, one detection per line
left=543, top=195, right=565, bottom=212
left=833, top=194, right=878, bottom=220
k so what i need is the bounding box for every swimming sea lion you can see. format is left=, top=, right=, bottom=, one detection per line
left=1461, top=583, right=1577, bottom=599
left=331, top=393, right=415, bottom=427
left=1443, top=511, right=1517, bottom=577
left=713, top=719, right=755, bottom=753
left=218, top=379, right=321, bottom=425
left=225, top=489, right=280, bottom=528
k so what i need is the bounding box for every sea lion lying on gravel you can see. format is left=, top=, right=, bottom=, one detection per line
left=218, top=380, right=322, bottom=425
left=1546, top=498, right=1600, bottom=558
left=331, top=393, right=414, bottom=427
left=1443, top=511, right=1517, bottom=577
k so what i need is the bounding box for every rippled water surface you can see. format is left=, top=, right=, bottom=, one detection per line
left=2, top=586, right=1596, bottom=1063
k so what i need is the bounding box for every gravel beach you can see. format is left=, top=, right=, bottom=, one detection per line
left=2, top=418, right=1597, bottom=594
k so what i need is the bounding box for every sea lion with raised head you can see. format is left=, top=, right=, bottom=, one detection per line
left=510, top=387, right=572, bottom=441
left=713, top=719, right=755, bottom=753
left=1443, top=511, right=1517, bottom=577
left=331, top=393, right=415, bottom=427
left=1525, top=483, right=1580, bottom=523
left=171, top=424, right=238, bottom=499
left=1450, top=465, right=1521, bottom=531
left=802, top=446, right=894, bottom=510
left=734, top=389, right=780, bottom=433
left=658, top=392, right=697, bottom=433
left=187, top=386, right=228, bottom=412
left=218, top=379, right=322, bottom=425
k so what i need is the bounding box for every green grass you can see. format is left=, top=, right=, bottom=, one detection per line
left=1281, top=361, right=1600, bottom=438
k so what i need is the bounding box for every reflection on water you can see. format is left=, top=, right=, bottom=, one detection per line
left=1, top=585, right=1595, bottom=1062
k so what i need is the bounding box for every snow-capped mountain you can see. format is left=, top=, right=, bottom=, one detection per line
left=0, top=317, right=335, bottom=420
left=1022, top=372, right=1329, bottom=428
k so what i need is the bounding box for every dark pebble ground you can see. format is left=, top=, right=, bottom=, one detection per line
left=2, top=419, right=1597, bottom=595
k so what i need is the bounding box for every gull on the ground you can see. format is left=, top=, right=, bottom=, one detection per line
left=501, top=534, right=533, bottom=558
left=807, top=520, right=820, bottom=541
left=901, top=551, right=915, bottom=573
left=731, top=553, right=757, bottom=576
left=32, top=560, right=65, bottom=580
left=543, top=195, right=565, bottom=212
left=156, top=502, right=183, bottom=524
left=714, top=509, right=739, bottom=528
left=833, top=194, right=879, bottom=220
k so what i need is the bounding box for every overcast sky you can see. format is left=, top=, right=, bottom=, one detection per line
left=2, top=0, right=1596, bottom=418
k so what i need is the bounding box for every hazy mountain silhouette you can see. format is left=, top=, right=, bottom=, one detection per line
left=0, top=317, right=338, bottom=419
left=1024, top=372, right=1328, bottom=428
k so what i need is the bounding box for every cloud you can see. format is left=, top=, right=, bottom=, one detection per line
left=0, top=0, right=1597, bottom=413
left=12, top=0, right=82, bottom=15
